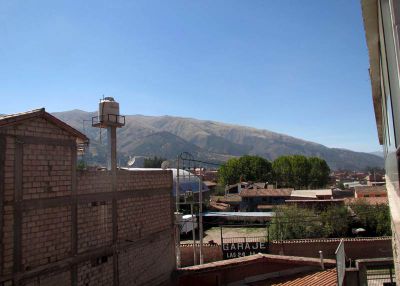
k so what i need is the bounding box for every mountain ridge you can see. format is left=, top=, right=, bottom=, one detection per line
left=52, top=110, right=384, bottom=170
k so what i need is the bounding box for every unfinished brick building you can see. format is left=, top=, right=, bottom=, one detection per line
left=0, top=109, right=175, bottom=285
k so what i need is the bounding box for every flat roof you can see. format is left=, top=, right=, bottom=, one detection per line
left=202, top=211, right=275, bottom=218
left=291, top=189, right=332, bottom=198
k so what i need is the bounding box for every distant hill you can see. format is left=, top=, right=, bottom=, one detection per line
left=370, top=151, right=384, bottom=158
left=53, top=110, right=384, bottom=170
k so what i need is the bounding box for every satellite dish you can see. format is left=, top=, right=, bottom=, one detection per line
left=127, top=156, right=135, bottom=167
left=161, top=161, right=170, bottom=170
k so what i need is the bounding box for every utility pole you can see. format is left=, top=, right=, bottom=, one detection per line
left=199, top=174, right=204, bottom=264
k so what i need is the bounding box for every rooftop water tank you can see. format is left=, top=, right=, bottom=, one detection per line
left=99, top=97, right=120, bottom=125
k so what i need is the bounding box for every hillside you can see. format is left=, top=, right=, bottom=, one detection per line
left=53, top=110, right=384, bottom=170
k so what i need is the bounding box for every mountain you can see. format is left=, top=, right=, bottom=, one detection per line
left=370, top=151, right=384, bottom=158
left=53, top=110, right=384, bottom=170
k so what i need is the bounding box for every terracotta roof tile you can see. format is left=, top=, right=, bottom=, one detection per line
left=354, top=185, right=387, bottom=195
left=251, top=268, right=337, bottom=286
left=345, top=197, right=388, bottom=205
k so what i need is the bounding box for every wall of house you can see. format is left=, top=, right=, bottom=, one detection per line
left=180, top=244, right=223, bottom=267
left=180, top=237, right=392, bottom=267
left=0, top=117, right=176, bottom=286
left=175, top=256, right=332, bottom=286
left=269, top=237, right=392, bottom=259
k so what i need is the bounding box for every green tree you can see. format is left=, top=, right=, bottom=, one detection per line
left=350, top=200, right=391, bottom=236
left=218, top=155, right=273, bottom=185
left=144, top=156, right=165, bottom=168
left=291, top=155, right=311, bottom=189
left=320, top=206, right=350, bottom=237
left=308, top=157, right=330, bottom=189
left=273, top=155, right=329, bottom=189
left=270, top=205, right=322, bottom=240
left=272, top=156, right=293, bottom=188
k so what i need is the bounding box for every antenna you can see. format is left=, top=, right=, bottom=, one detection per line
left=127, top=156, right=136, bottom=167
left=161, top=160, right=170, bottom=170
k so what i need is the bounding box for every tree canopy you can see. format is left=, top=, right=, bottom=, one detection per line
left=218, top=155, right=273, bottom=185
left=144, top=156, right=166, bottom=168
left=218, top=154, right=330, bottom=188
left=272, top=155, right=330, bottom=189
left=269, top=203, right=391, bottom=240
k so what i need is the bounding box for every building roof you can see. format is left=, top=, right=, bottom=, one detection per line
left=203, top=181, right=217, bottom=187
left=361, top=0, right=382, bottom=143
left=219, top=194, right=242, bottom=203
left=0, top=108, right=89, bottom=142
left=286, top=199, right=345, bottom=204
left=178, top=253, right=336, bottom=274
left=291, top=189, right=332, bottom=199
left=257, top=204, right=276, bottom=210
left=123, top=168, right=209, bottom=196
left=354, top=185, right=387, bottom=196
left=202, top=211, right=275, bottom=218
left=209, top=201, right=230, bottom=211
left=240, top=188, right=293, bottom=198
left=251, top=268, right=337, bottom=286
left=343, top=181, right=364, bottom=188
left=345, top=197, right=388, bottom=205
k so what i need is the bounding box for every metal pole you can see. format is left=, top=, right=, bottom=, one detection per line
left=176, top=156, right=180, bottom=212
left=175, top=156, right=181, bottom=267
left=199, top=175, right=204, bottom=264
left=191, top=203, right=197, bottom=265
left=220, top=226, right=223, bottom=259
left=319, top=251, right=324, bottom=270
left=175, top=212, right=181, bottom=268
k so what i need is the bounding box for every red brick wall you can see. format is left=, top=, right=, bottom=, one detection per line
left=77, top=257, right=114, bottom=286
left=269, top=237, right=392, bottom=259
left=22, top=206, right=72, bottom=270
left=77, top=202, right=112, bottom=253
left=22, top=270, right=71, bottom=286
left=22, top=143, right=72, bottom=200
left=0, top=116, right=176, bottom=285
left=180, top=244, right=223, bottom=267
left=180, top=237, right=393, bottom=266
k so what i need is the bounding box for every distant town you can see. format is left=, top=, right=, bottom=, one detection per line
left=1, top=0, right=400, bottom=285
left=0, top=96, right=394, bottom=286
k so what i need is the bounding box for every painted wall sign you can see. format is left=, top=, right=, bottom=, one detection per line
left=222, top=241, right=268, bottom=259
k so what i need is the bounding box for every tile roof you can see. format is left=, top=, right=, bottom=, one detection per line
left=178, top=253, right=336, bottom=273
left=345, top=196, right=388, bottom=205
left=209, top=201, right=230, bottom=211
left=251, top=268, right=337, bottom=286
left=240, top=188, right=293, bottom=197
left=354, top=185, right=387, bottom=195
left=220, top=194, right=242, bottom=203
left=0, top=108, right=89, bottom=142
left=257, top=204, right=276, bottom=210
left=285, top=199, right=345, bottom=204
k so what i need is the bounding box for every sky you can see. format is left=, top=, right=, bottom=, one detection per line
left=0, top=0, right=381, bottom=153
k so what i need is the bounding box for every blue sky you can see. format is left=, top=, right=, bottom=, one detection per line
left=0, top=0, right=381, bottom=152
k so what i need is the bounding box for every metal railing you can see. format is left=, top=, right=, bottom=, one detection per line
left=92, top=114, right=126, bottom=126
left=366, top=264, right=395, bottom=286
